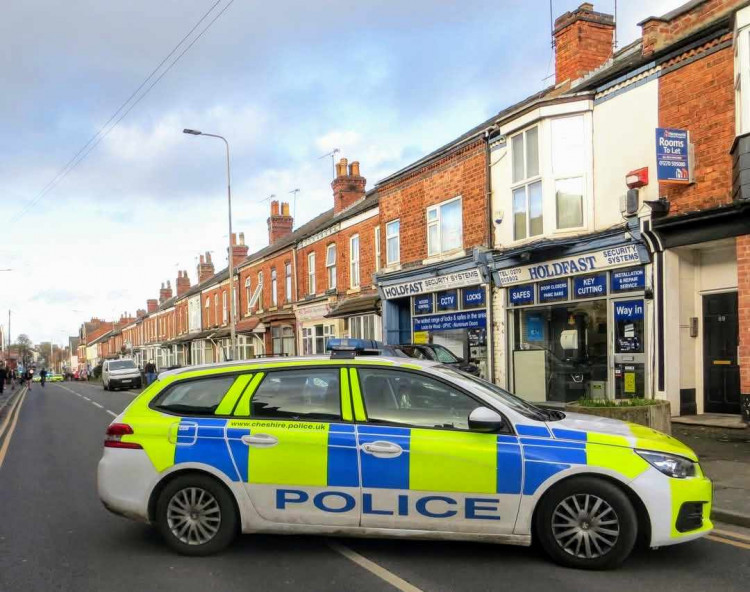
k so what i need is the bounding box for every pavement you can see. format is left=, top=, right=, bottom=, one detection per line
left=672, top=423, right=750, bottom=527
left=0, top=381, right=748, bottom=591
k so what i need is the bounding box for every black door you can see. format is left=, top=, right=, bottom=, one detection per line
left=703, top=292, right=740, bottom=414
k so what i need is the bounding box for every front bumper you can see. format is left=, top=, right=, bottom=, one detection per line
left=109, top=376, right=141, bottom=388
left=630, top=466, right=713, bottom=547
left=97, top=448, right=156, bottom=523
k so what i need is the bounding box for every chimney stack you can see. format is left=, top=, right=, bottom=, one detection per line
left=229, top=232, right=250, bottom=267
left=332, top=157, right=366, bottom=214
left=136, top=308, right=147, bottom=318
left=554, top=3, right=614, bottom=85
left=267, top=200, right=294, bottom=244
left=197, top=251, right=215, bottom=283
left=159, top=281, right=173, bottom=304
left=146, top=299, right=158, bottom=314
left=176, top=270, right=191, bottom=297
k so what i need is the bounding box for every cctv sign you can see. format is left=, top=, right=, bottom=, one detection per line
left=656, top=128, right=692, bottom=184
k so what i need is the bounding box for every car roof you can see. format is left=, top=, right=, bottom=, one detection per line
left=159, top=355, right=442, bottom=378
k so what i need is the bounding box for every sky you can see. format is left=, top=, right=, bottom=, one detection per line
left=0, top=0, right=684, bottom=348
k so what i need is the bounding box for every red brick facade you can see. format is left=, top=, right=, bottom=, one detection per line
left=658, top=38, right=735, bottom=214
left=378, top=139, right=488, bottom=267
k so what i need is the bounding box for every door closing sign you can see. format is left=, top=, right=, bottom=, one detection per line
left=656, top=128, right=692, bottom=184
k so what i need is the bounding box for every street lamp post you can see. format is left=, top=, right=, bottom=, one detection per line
left=183, top=128, right=237, bottom=361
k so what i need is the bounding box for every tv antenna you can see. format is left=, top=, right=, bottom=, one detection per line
left=288, top=188, right=300, bottom=225
left=318, top=148, right=340, bottom=180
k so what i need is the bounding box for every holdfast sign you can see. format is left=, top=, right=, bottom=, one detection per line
left=437, top=290, right=459, bottom=311
left=508, top=284, right=535, bottom=306
left=382, top=268, right=483, bottom=299
left=539, top=280, right=568, bottom=302
left=614, top=300, right=644, bottom=321
left=413, top=311, right=487, bottom=332
left=462, top=286, right=485, bottom=309
left=611, top=267, right=645, bottom=292
left=574, top=274, right=607, bottom=299
left=413, top=295, right=433, bottom=315
left=496, top=245, right=641, bottom=286
left=656, top=128, right=691, bottom=184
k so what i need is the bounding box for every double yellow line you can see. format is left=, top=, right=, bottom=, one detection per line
left=0, top=386, right=29, bottom=470
left=708, top=528, right=750, bottom=550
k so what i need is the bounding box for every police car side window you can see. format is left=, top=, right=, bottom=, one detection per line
left=155, top=376, right=236, bottom=415
left=251, top=369, right=340, bottom=421
left=358, top=369, right=482, bottom=430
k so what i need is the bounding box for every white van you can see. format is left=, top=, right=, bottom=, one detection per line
left=102, top=359, right=142, bottom=391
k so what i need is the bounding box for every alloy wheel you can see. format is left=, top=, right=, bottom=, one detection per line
left=551, top=493, right=620, bottom=559
left=166, top=486, right=222, bottom=545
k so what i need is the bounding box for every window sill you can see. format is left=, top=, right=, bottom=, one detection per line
left=268, top=307, right=278, bottom=312
left=421, top=249, right=466, bottom=266
left=347, top=287, right=362, bottom=295
left=382, top=263, right=401, bottom=273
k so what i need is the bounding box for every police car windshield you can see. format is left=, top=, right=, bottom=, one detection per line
left=434, top=367, right=551, bottom=422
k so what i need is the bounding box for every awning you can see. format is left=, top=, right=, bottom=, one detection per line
left=325, top=294, right=381, bottom=319
left=235, top=317, right=261, bottom=334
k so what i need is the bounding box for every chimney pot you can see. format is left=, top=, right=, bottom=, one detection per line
left=231, top=233, right=237, bottom=245
left=271, top=200, right=280, bottom=216
left=281, top=202, right=290, bottom=216
left=332, top=157, right=366, bottom=214
left=239, top=232, right=245, bottom=246
left=350, top=161, right=360, bottom=176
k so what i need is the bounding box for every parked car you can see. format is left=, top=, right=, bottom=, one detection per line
left=395, top=343, right=481, bottom=375
left=325, top=338, right=409, bottom=358
left=102, top=359, right=142, bottom=390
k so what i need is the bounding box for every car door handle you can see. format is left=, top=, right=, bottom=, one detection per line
left=361, top=441, right=403, bottom=458
left=241, top=433, right=278, bottom=447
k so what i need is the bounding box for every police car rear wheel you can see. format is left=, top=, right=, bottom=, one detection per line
left=156, top=475, right=237, bottom=556
left=535, top=477, right=637, bottom=570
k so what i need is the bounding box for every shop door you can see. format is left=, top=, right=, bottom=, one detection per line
left=703, top=293, right=740, bottom=414
left=612, top=299, right=646, bottom=399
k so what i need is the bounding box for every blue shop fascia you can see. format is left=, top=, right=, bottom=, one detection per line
left=377, top=251, right=494, bottom=379
left=488, top=219, right=652, bottom=404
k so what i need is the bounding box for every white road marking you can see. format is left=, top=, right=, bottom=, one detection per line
left=83, top=396, right=91, bottom=401
left=105, top=410, right=117, bottom=417
left=57, top=384, right=119, bottom=419
left=328, top=542, right=424, bottom=592
left=91, top=402, right=103, bottom=409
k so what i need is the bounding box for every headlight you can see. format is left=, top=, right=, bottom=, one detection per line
left=636, top=450, right=696, bottom=479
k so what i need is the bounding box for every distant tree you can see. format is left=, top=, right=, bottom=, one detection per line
left=15, top=334, right=33, bottom=366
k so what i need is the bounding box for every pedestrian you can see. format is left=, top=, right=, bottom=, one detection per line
left=144, top=360, right=157, bottom=386
left=40, top=368, right=47, bottom=388
left=0, top=363, right=6, bottom=395
left=23, top=368, right=32, bottom=389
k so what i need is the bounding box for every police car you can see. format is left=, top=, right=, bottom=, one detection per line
left=98, top=353, right=712, bottom=569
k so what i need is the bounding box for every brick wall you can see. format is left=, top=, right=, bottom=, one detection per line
left=739, top=235, right=750, bottom=396
left=658, top=42, right=735, bottom=214
left=238, top=247, right=296, bottom=316
left=378, top=140, right=488, bottom=267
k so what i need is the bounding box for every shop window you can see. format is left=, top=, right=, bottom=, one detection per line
left=427, top=197, right=462, bottom=256
left=308, top=252, right=316, bottom=295
left=374, top=226, right=381, bottom=272
left=511, top=126, right=542, bottom=240
left=237, top=335, right=255, bottom=360
left=357, top=368, right=481, bottom=430
left=251, top=369, right=340, bottom=421
left=271, top=268, right=278, bottom=307
left=272, top=325, right=295, bottom=356
left=285, top=263, right=292, bottom=303
left=350, top=234, right=360, bottom=288
left=386, top=219, right=400, bottom=265
left=326, top=244, right=337, bottom=290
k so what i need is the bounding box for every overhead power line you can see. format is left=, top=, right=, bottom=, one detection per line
left=11, top=0, right=237, bottom=224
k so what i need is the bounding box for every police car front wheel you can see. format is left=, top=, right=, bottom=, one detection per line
left=535, top=476, right=638, bottom=570
left=155, top=474, right=238, bottom=556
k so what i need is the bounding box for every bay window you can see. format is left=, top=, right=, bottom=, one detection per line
left=308, top=252, right=316, bottom=295
left=350, top=234, right=360, bottom=288
left=427, top=197, right=462, bottom=256
left=511, top=126, right=542, bottom=240
left=326, top=244, right=337, bottom=290
left=551, top=115, right=585, bottom=230
left=386, top=219, right=400, bottom=265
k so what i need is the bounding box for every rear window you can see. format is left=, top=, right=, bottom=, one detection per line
left=154, top=376, right=236, bottom=415
left=108, top=360, right=136, bottom=370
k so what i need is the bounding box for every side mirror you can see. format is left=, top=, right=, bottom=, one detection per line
left=468, top=407, right=505, bottom=433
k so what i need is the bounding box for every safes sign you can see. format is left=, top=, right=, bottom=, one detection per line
left=496, top=245, right=642, bottom=287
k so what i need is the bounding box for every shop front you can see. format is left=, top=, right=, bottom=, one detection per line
left=495, top=241, right=650, bottom=403
left=380, top=262, right=491, bottom=379
left=326, top=294, right=382, bottom=344
left=295, top=299, right=340, bottom=356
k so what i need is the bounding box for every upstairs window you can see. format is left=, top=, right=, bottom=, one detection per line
left=427, top=197, right=462, bottom=256
left=271, top=268, right=278, bottom=307
left=511, top=126, right=542, bottom=240
left=214, top=294, right=219, bottom=326
left=386, top=219, right=400, bottom=265
left=350, top=234, right=360, bottom=288
left=245, top=277, right=252, bottom=313
left=326, top=244, right=337, bottom=290
left=222, top=291, right=228, bottom=324
left=551, top=116, right=585, bottom=230
left=257, top=272, right=264, bottom=310
left=308, top=252, right=316, bottom=295
left=374, top=226, right=381, bottom=272
left=285, top=262, right=292, bottom=302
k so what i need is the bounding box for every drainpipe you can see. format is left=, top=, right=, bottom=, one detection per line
left=483, top=126, right=498, bottom=383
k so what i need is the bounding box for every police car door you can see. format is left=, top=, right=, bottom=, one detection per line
left=352, top=367, right=521, bottom=534
left=228, top=367, right=360, bottom=527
